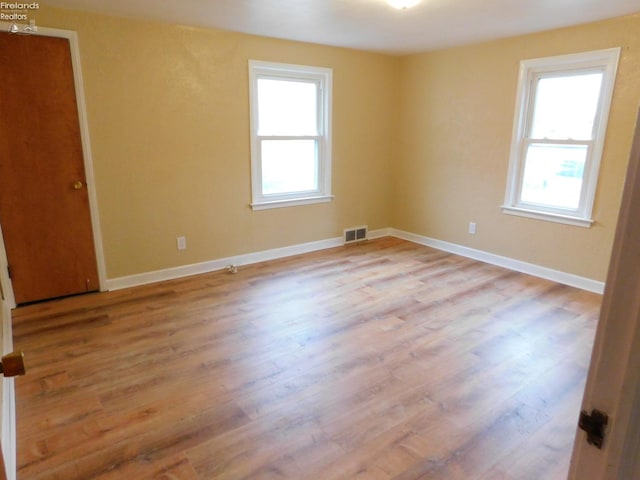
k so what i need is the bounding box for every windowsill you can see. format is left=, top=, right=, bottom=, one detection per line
left=251, top=195, right=334, bottom=211
left=501, top=205, right=594, bottom=228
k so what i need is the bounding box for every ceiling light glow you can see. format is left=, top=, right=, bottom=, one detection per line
left=387, top=0, right=421, bottom=9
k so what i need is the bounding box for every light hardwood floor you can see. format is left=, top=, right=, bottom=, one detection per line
left=12, top=237, right=601, bottom=479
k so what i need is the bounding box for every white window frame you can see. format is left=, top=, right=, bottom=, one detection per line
left=502, top=48, right=620, bottom=227
left=248, top=60, right=333, bottom=210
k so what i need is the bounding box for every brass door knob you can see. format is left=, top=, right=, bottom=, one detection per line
left=0, top=351, right=25, bottom=377
left=73, top=180, right=84, bottom=190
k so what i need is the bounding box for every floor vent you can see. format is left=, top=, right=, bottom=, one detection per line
left=344, top=226, right=368, bottom=244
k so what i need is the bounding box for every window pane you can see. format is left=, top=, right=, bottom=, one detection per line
left=257, top=78, right=318, bottom=136
left=261, top=140, right=318, bottom=195
left=530, top=73, right=603, bottom=141
left=521, top=144, right=587, bottom=210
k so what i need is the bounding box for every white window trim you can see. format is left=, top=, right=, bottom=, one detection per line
left=502, top=48, right=621, bottom=227
left=248, top=60, right=333, bottom=210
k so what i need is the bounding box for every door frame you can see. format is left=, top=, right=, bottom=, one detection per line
left=0, top=22, right=107, bottom=308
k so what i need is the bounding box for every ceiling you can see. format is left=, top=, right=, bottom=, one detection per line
left=41, top=0, right=640, bottom=54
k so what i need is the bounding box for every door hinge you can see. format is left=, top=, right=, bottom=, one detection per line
left=579, top=408, right=609, bottom=449
left=7, top=265, right=12, bottom=279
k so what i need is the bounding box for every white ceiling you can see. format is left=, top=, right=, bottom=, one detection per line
left=42, top=0, right=640, bottom=54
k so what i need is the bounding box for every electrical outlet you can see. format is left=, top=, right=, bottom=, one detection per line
left=177, top=236, right=187, bottom=250
left=468, top=222, right=477, bottom=235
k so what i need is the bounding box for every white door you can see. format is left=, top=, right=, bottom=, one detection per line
left=568, top=109, right=640, bottom=479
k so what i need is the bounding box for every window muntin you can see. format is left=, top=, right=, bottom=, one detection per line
left=503, top=48, right=620, bottom=227
left=249, top=61, right=332, bottom=210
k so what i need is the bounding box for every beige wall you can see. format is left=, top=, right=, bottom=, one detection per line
left=32, top=7, right=400, bottom=278
left=396, top=14, right=640, bottom=282
left=29, top=8, right=640, bottom=283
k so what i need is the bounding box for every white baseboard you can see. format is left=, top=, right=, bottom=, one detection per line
left=1, top=301, right=16, bottom=480
left=390, top=228, right=605, bottom=294
left=106, top=228, right=390, bottom=291
left=106, top=227, right=604, bottom=294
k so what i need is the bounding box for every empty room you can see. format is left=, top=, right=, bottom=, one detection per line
left=0, top=1, right=640, bottom=479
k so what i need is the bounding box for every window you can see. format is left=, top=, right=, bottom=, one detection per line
left=249, top=60, right=333, bottom=210
left=503, top=48, right=620, bottom=227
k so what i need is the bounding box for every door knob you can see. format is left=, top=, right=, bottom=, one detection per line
left=73, top=180, right=84, bottom=190
left=0, top=351, right=25, bottom=377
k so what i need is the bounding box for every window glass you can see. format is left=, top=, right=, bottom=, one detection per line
left=530, top=73, right=603, bottom=141
left=521, top=144, right=587, bottom=209
left=257, top=78, right=318, bottom=136
left=261, top=139, right=318, bottom=195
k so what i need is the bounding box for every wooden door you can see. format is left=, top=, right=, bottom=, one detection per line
left=0, top=32, right=99, bottom=305
left=568, top=110, right=640, bottom=478
left=0, top=441, right=7, bottom=480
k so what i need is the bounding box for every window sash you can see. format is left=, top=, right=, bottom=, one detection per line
left=255, top=75, right=323, bottom=137
left=515, top=139, right=593, bottom=214
left=525, top=69, right=605, bottom=142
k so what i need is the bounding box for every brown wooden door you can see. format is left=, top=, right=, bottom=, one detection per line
left=0, top=32, right=99, bottom=305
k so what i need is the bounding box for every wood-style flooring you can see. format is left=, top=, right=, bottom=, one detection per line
left=12, top=237, right=601, bottom=479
